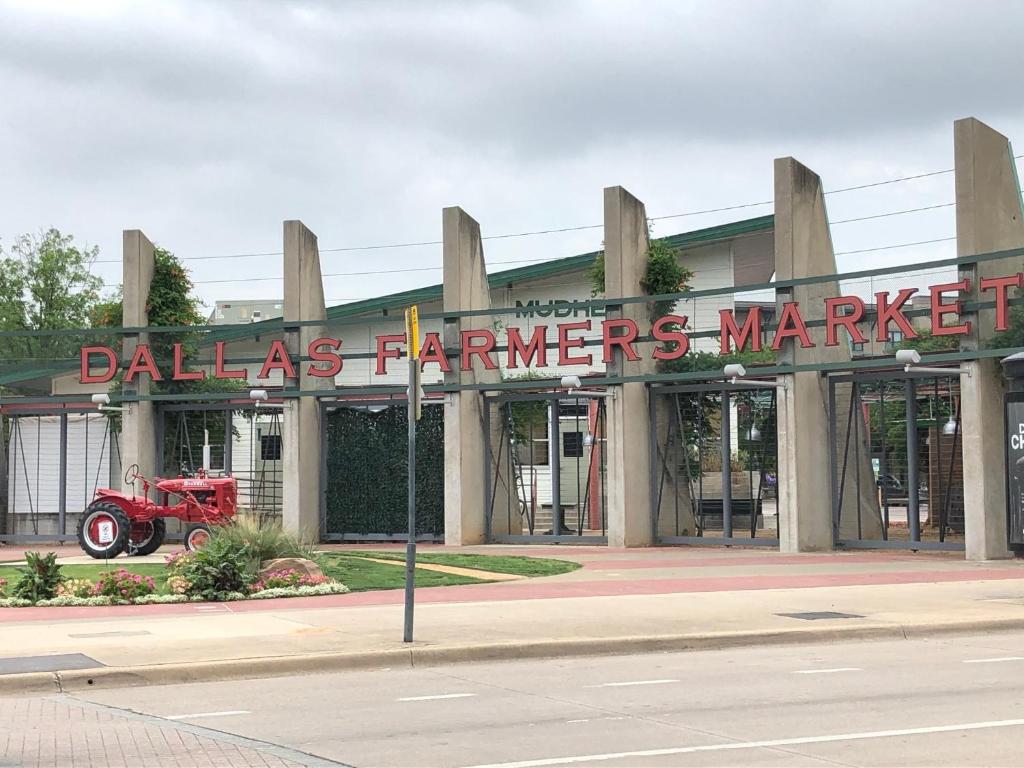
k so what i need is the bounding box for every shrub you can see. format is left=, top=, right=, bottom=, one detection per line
left=56, top=578, right=96, bottom=599
left=176, top=536, right=249, bottom=600
left=94, top=569, right=156, bottom=601
left=12, top=551, right=63, bottom=602
left=252, top=568, right=329, bottom=592
left=211, top=518, right=321, bottom=575
left=0, top=577, right=8, bottom=596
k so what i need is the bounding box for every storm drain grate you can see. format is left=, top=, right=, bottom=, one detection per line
left=776, top=611, right=865, bottom=621
left=0, top=653, right=104, bottom=675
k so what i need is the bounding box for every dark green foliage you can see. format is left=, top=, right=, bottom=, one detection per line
left=661, top=348, right=776, bottom=375
left=177, top=537, right=250, bottom=599
left=990, top=306, right=1024, bottom=350
left=642, top=239, right=694, bottom=321
left=12, top=551, right=63, bottom=601
left=898, top=329, right=958, bottom=354
left=324, top=405, right=445, bottom=536
left=0, top=229, right=103, bottom=383
left=590, top=237, right=693, bottom=322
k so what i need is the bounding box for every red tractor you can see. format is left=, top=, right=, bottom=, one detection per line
left=77, top=464, right=238, bottom=559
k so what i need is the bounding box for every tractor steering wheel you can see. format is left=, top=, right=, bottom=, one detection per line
left=124, top=463, right=141, bottom=485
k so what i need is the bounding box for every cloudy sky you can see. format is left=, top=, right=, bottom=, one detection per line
left=1, top=0, right=1023, bottom=313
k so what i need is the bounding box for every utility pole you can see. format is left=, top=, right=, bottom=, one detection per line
left=403, top=306, right=422, bottom=643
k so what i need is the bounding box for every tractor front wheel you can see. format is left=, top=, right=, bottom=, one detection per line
left=77, top=503, right=131, bottom=559
left=184, top=523, right=212, bottom=551
left=127, top=518, right=166, bottom=557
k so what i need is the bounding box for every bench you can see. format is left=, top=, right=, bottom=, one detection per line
left=696, top=498, right=764, bottom=531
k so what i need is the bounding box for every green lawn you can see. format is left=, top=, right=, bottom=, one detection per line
left=59, top=563, right=168, bottom=582
left=0, top=551, right=577, bottom=596
left=318, top=554, right=487, bottom=591
left=336, top=551, right=581, bottom=578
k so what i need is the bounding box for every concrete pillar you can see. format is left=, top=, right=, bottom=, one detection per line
left=955, top=117, right=1024, bottom=561
left=442, top=207, right=514, bottom=544
left=120, top=230, right=158, bottom=492
left=774, top=158, right=882, bottom=552
left=282, top=220, right=329, bottom=542
left=604, top=186, right=658, bottom=546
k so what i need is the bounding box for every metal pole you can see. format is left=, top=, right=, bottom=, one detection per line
left=649, top=389, right=659, bottom=539
left=224, top=410, right=232, bottom=476
left=721, top=390, right=732, bottom=539
left=879, top=385, right=889, bottom=540
left=404, top=354, right=417, bottom=643
left=905, top=377, right=921, bottom=544
left=550, top=399, right=561, bottom=535
left=58, top=412, right=68, bottom=536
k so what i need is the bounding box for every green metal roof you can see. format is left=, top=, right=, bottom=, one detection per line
left=324, top=213, right=774, bottom=322
left=202, top=213, right=774, bottom=343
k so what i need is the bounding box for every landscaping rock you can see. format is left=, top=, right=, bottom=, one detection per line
left=258, top=557, right=324, bottom=581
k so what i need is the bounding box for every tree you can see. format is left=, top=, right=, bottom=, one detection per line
left=0, top=228, right=103, bottom=365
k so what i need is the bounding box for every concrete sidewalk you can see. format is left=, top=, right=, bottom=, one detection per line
left=2, top=546, right=1024, bottom=693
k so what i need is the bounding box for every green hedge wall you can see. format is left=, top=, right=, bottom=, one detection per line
left=323, top=404, right=445, bottom=536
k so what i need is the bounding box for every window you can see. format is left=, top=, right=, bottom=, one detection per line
left=558, top=401, right=589, bottom=418
left=563, top=432, right=584, bottom=458
left=851, top=340, right=866, bottom=354
left=885, top=330, right=904, bottom=351
left=260, top=434, right=282, bottom=461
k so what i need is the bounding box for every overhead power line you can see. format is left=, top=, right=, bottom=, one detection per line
left=834, top=236, right=956, bottom=256
left=90, top=160, right=1002, bottom=267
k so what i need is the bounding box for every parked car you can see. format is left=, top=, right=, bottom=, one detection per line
left=877, top=474, right=904, bottom=503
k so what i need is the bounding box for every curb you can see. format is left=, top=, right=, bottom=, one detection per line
left=4, top=616, right=1024, bottom=695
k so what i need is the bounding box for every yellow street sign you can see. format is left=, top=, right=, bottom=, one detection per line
left=405, top=305, right=420, bottom=360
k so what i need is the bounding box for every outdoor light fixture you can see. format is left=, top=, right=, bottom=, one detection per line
left=942, top=380, right=959, bottom=436
left=722, top=364, right=786, bottom=390
left=894, top=349, right=970, bottom=377
left=558, top=374, right=610, bottom=399
left=560, top=375, right=582, bottom=392
left=249, top=389, right=269, bottom=409
left=91, top=393, right=123, bottom=412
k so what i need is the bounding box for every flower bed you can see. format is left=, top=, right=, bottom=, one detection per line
left=0, top=582, right=351, bottom=608
left=0, top=546, right=349, bottom=608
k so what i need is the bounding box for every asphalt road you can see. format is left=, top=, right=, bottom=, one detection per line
left=6, top=630, right=1024, bottom=767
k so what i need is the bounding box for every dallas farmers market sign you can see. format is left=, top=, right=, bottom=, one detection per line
left=79, top=273, right=1023, bottom=384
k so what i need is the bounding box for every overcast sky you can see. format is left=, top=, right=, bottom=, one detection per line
left=1, top=0, right=1023, bottom=313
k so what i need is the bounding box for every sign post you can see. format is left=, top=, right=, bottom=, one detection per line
left=403, top=306, right=421, bottom=643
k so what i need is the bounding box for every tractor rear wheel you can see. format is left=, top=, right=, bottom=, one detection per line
left=184, top=523, right=212, bottom=551
left=77, top=503, right=130, bottom=559
left=127, top=518, right=166, bottom=557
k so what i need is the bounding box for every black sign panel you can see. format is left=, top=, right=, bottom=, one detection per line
left=1006, top=394, right=1024, bottom=546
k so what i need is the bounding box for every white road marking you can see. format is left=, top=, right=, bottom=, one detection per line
left=587, top=679, right=679, bottom=688
left=461, top=718, right=1024, bottom=768
left=164, top=710, right=251, bottom=720
left=794, top=667, right=863, bottom=675
left=963, top=656, right=1024, bottom=664
left=397, top=693, right=478, bottom=702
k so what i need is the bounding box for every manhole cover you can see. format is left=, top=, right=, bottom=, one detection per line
left=0, top=653, right=104, bottom=675
left=776, top=611, right=864, bottom=621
